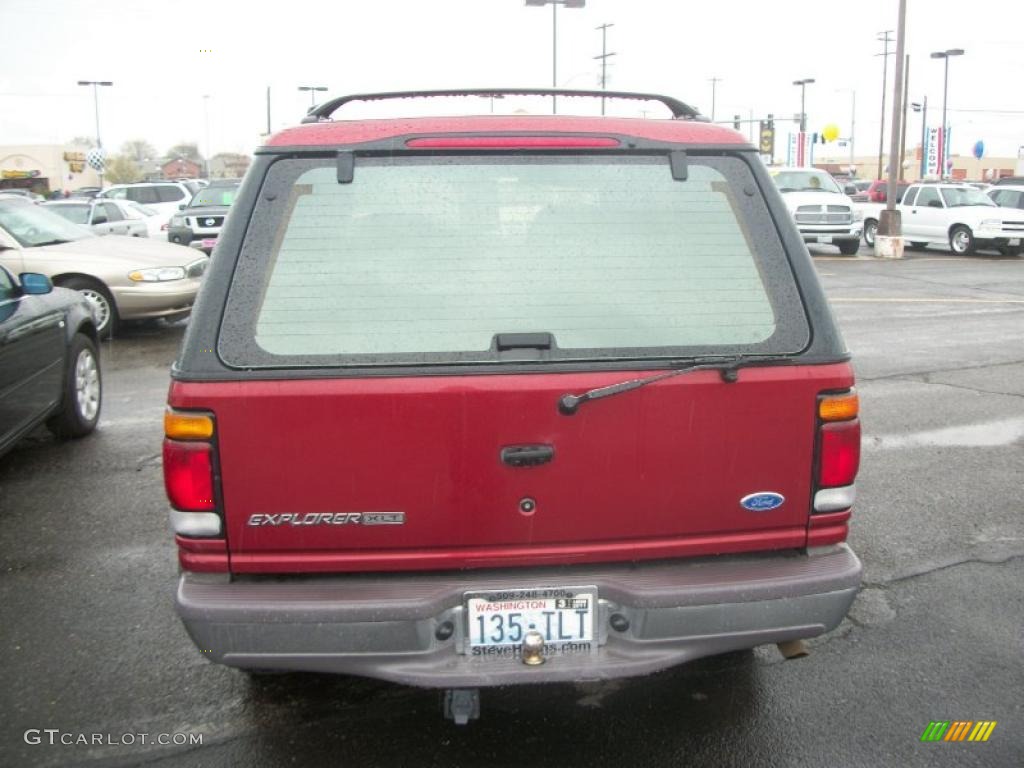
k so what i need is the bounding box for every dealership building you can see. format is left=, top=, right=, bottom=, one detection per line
left=0, top=144, right=101, bottom=196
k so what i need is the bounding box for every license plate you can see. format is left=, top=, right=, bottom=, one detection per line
left=201, top=238, right=218, bottom=248
left=818, top=236, right=833, bottom=243
left=465, top=586, right=597, bottom=649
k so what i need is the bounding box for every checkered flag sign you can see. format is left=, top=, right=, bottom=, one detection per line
left=86, top=147, right=106, bottom=172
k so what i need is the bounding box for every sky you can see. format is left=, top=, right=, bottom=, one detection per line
left=1, top=0, right=1022, bottom=163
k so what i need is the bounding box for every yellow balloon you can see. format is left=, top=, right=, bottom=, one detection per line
left=822, top=124, right=840, bottom=143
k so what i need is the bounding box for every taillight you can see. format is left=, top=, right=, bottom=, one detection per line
left=813, top=390, right=861, bottom=520
left=163, top=440, right=215, bottom=510
left=164, top=408, right=221, bottom=537
left=819, top=421, right=861, bottom=487
left=809, top=390, right=860, bottom=546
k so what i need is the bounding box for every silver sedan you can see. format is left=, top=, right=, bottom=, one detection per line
left=43, top=199, right=150, bottom=238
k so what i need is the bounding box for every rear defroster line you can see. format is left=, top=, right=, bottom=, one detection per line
left=557, top=355, right=784, bottom=415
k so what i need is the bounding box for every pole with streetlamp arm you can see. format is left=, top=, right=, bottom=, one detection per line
left=930, top=49, right=964, bottom=180
left=77, top=80, right=112, bottom=188
left=525, top=0, right=586, bottom=115
left=911, top=97, right=928, bottom=179
left=298, top=85, right=329, bottom=109
left=793, top=78, right=814, bottom=132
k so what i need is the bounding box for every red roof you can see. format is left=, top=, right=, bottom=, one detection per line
left=265, top=115, right=748, bottom=148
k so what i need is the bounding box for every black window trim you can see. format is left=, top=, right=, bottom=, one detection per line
left=216, top=150, right=813, bottom=372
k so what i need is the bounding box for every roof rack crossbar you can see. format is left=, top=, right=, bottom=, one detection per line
left=301, top=89, right=703, bottom=123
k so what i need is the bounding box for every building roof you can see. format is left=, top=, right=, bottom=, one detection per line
left=264, top=115, right=749, bottom=149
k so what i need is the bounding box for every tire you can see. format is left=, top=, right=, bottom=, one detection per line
left=838, top=239, right=860, bottom=256
left=863, top=219, right=878, bottom=247
left=58, top=277, right=119, bottom=338
left=46, top=333, right=102, bottom=438
left=949, top=225, right=975, bottom=255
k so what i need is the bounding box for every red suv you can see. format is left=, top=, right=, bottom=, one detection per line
left=164, top=89, right=861, bottom=714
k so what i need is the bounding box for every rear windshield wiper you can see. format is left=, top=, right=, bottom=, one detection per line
left=558, top=355, right=785, bottom=415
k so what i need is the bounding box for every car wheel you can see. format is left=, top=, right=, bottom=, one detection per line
left=58, top=277, right=119, bottom=339
left=838, top=239, right=860, bottom=256
left=949, top=225, right=975, bottom=255
left=46, top=333, right=102, bottom=438
left=863, top=219, right=877, bottom=246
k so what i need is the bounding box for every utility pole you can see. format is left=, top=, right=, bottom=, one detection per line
left=708, top=77, right=722, bottom=122
left=203, top=94, right=211, bottom=179
left=898, top=55, right=910, bottom=181
left=876, top=0, right=907, bottom=258
left=876, top=30, right=895, bottom=179
left=266, top=86, right=272, bottom=135
left=594, top=23, right=616, bottom=115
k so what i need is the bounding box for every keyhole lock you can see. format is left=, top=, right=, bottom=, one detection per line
left=518, top=497, right=537, bottom=516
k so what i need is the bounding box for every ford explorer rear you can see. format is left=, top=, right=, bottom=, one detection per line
left=163, top=89, right=862, bottom=707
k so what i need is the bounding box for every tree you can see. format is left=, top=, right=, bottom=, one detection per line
left=104, top=154, right=143, bottom=184
left=121, top=139, right=158, bottom=163
left=165, top=142, right=203, bottom=164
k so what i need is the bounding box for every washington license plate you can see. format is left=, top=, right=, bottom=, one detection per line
left=465, top=586, right=597, bottom=649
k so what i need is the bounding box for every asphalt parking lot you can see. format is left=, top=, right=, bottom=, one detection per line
left=1, top=244, right=1022, bottom=767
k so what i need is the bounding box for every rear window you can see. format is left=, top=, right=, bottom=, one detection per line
left=220, top=154, right=809, bottom=368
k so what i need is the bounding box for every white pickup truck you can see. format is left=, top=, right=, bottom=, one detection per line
left=769, top=167, right=863, bottom=255
left=857, top=182, right=1024, bottom=255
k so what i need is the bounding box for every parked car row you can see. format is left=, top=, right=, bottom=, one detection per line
left=0, top=200, right=207, bottom=337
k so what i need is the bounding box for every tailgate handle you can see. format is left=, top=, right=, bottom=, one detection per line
left=501, top=444, right=555, bottom=467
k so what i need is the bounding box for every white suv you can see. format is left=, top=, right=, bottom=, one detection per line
left=96, top=182, right=195, bottom=223
left=769, top=167, right=863, bottom=255
left=901, top=183, right=1024, bottom=256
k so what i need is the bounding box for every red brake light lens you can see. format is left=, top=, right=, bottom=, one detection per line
left=405, top=136, right=621, bottom=149
left=818, top=419, right=861, bottom=488
left=163, top=440, right=215, bottom=510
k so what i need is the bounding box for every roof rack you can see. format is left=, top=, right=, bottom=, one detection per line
left=301, top=88, right=704, bottom=123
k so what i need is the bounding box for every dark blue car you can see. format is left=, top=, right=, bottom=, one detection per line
left=0, top=265, right=102, bottom=457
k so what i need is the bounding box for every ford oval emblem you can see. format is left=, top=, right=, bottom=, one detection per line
left=740, top=492, right=785, bottom=512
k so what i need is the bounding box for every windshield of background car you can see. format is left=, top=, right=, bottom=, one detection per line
left=0, top=201, right=94, bottom=247
left=219, top=154, right=810, bottom=368
left=770, top=170, right=842, bottom=194
left=46, top=204, right=91, bottom=225
left=940, top=187, right=996, bottom=207
left=188, top=185, right=239, bottom=207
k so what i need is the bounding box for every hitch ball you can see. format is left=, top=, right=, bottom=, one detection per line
left=522, top=630, right=546, bottom=666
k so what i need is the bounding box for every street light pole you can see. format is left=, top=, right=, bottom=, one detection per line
left=708, top=77, right=722, bottom=122
left=76, top=80, right=113, bottom=150
left=911, top=97, right=928, bottom=178
left=792, top=78, right=814, bottom=132
left=203, top=95, right=211, bottom=179
left=931, top=48, right=964, bottom=180
left=525, top=0, right=586, bottom=115
left=298, top=85, right=328, bottom=109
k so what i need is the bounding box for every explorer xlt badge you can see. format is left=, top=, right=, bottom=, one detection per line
left=247, top=512, right=405, bottom=527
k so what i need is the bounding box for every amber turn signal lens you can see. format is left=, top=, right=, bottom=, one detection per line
left=164, top=409, right=215, bottom=440
left=819, top=391, right=859, bottom=422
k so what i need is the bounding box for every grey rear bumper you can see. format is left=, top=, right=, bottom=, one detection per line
left=176, top=544, right=861, bottom=687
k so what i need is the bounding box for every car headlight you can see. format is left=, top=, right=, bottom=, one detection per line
left=128, top=267, right=187, bottom=282
left=979, top=219, right=1000, bottom=228
left=171, top=216, right=185, bottom=227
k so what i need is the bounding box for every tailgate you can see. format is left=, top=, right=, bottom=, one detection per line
left=169, top=363, right=852, bottom=572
